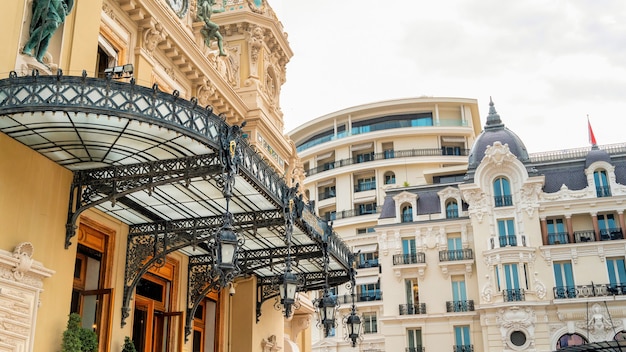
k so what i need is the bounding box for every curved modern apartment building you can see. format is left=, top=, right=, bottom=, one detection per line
left=288, top=97, right=482, bottom=351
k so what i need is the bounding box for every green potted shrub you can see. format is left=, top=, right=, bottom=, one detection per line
left=61, top=313, right=98, bottom=352
left=122, top=336, right=137, bottom=352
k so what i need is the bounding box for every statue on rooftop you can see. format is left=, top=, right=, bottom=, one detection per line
left=23, top=0, right=74, bottom=63
left=197, top=0, right=227, bottom=56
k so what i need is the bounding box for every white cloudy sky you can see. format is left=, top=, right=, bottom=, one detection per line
left=269, top=0, right=626, bottom=153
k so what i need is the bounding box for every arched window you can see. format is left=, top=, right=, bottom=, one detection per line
left=556, top=333, right=587, bottom=348
left=493, top=177, right=512, bottom=207
left=401, top=204, right=413, bottom=223
left=594, top=169, right=611, bottom=197
left=384, top=171, right=396, bottom=185
left=446, top=200, right=459, bottom=218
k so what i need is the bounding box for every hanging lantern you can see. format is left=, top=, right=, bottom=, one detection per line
left=280, top=271, right=299, bottom=317
left=217, top=224, right=237, bottom=273
left=346, top=311, right=361, bottom=347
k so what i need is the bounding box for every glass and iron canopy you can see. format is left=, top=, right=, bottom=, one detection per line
left=0, top=72, right=354, bottom=337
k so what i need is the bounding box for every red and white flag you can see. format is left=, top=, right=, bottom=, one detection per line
left=587, top=116, right=597, bottom=145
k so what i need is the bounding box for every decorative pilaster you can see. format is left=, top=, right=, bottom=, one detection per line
left=0, top=243, right=54, bottom=352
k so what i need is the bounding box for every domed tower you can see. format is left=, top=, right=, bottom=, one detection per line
left=466, top=98, right=530, bottom=180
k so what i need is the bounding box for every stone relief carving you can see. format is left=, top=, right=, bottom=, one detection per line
left=533, top=272, right=546, bottom=300
left=461, top=188, right=487, bottom=223
left=0, top=243, right=54, bottom=352
left=541, top=183, right=590, bottom=201
left=520, top=183, right=542, bottom=217
left=143, top=23, right=167, bottom=54
left=12, top=242, right=34, bottom=281
left=261, top=334, right=281, bottom=352
left=573, top=303, right=622, bottom=341
left=482, top=142, right=517, bottom=166
left=197, top=78, right=216, bottom=106
left=247, top=25, right=264, bottom=79
left=496, top=306, right=536, bottom=347
left=482, top=276, right=493, bottom=303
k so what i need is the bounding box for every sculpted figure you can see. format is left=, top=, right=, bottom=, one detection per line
left=198, top=0, right=227, bottom=56
left=23, top=0, right=74, bottom=62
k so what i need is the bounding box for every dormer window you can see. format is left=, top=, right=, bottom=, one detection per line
left=401, top=203, right=413, bottom=223
left=446, top=200, right=459, bottom=219
left=493, top=177, right=513, bottom=207
left=594, top=169, right=611, bottom=197
left=384, top=171, right=396, bottom=185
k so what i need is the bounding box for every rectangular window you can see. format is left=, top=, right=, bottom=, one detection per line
left=454, top=325, right=471, bottom=351
left=451, top=275, right=467, bottom=302
left=355, top=176, right=376, bottom=192
left=553, top=261, right=575, bottom=298
left=405, top=278, right=419, bottom=305
left=598, top=214, right=620, bottom=240
left=358, top=252, right=379, bottom=268
left=358, top=202, right=377, bottom=215
left=503, top=264, right=520, bottom=290
left=407, top=329, right=422, bottom=350
left=607, top=258, right=626, bottom=294
left=402, top=238, right=417, bottom=255
left=547, top=218, right=567, bottom=244
left=356, top=227, right=376, bottom=235
left=498, top=219, right=517, bottom=247
left=359, top=281, right=381, bottom=301
left=363, top=312, right=378, bottom=334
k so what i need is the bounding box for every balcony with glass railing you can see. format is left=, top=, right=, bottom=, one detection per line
left=355, top=180, right=376, bottom=192
left=296, top=117, right=470, bottom=152
left=323, top=205, right=382, bottom=221
left=304, top=147, right=470, bottom=176
left=547, top=232, right=569, bottom=245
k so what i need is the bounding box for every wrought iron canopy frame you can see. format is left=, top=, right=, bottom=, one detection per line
left=0, top=72, right=354, bottom=330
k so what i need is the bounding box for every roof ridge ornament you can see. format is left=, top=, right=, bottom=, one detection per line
left=485, top=96, right=504, bottom=130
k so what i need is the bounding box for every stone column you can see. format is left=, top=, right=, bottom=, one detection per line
left=591, top=213, right=601, bottom=242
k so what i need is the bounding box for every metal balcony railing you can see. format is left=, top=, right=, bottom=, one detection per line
left=393, top=252, right=426, bottom=265
left=446, top=209, right=459, bottom=218
left=574, top=230, right=595, bottom=243
left=547, top=232, right=569, bottom=245
left=494, top=195, right=513, bottom=207
left=553, top=283, right=626, bottom=299
left=446, top=300, right=475, bottom=312
left=600, top=228, right=623, bottom=241
left=453, top=345, right=474, bottom=352
left=304, top=147, right=471, bottom=176
left=439, top=249, right=473, bottom=262
left=399, top=303, right=427, bottom=315
left=596, top=185, right=612, bottom=197
left=406, top=347, right=425, bottom=352
left=499, top=235, right=517, bottom=247
left=503, top=289, right=525, bottom=302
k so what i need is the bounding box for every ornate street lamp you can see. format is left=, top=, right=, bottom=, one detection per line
left=279, top=270, right=298, bottom=317
left=345, top=310, right=361, bottom=347
left=343, top=266, right=362, bottom=347
left=317, top=289, right=338, bottom=332
left=216, top=217, right=238, bottom=274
